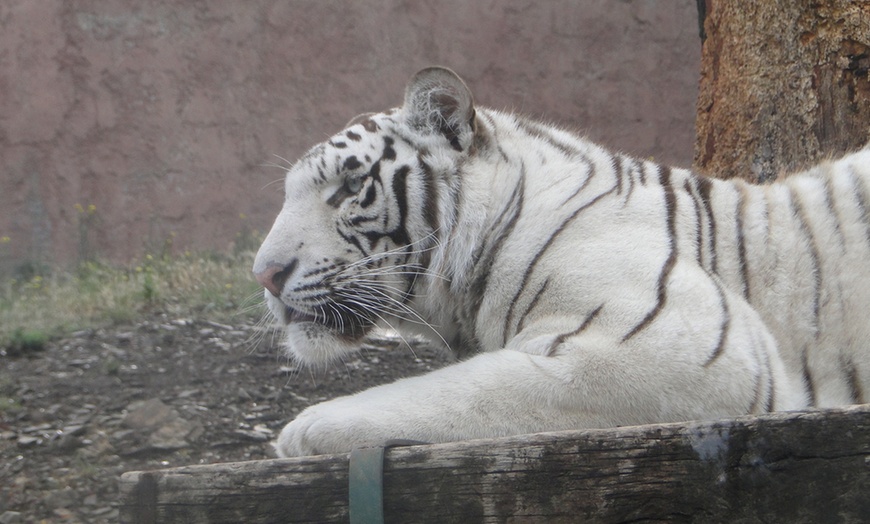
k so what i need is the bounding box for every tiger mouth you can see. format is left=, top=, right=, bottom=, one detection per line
left=281, top=305, right=318, bottom=325
left=279, top=303, right=373, bottom=339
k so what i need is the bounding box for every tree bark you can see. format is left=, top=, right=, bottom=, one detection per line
left=695, top=1, right=870, bottom=181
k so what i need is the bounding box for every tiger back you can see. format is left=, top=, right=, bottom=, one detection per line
left=253, top=66, right=869, bottom=457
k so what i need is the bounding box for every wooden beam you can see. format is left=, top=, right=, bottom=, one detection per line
left=120, top=404, right=870, bottom=523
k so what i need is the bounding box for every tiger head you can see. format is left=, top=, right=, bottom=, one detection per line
left=253, top=67, right=478, bottom=367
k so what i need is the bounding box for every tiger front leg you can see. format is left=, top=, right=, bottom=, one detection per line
left=275, top=349, right=609, bottom=457
left=275, top=303, right=803, bottom=457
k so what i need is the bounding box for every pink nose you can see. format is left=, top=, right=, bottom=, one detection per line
left=254, top=260, right=296, bottom=298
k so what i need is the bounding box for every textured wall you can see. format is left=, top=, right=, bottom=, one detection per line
left=0, top=1, right=700, bottom=274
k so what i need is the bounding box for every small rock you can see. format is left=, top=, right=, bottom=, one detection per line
left=233, top=429, right=271, bottom=442
left=177, top=389, right=200, bottom=399
left=0, top=511, right=22, bottom=524
left=43, top=487, right=77, bottom=510
left=123, top=398, right=175, bottom=429
left=51, top=508, right=75, bottom=520
left=62, top=424, right=88, bottom=436
left=148, top=417, right=203, bottom=450
left=52, top=432, right=84, bottom=452
left=91, top=506, right=115, bottom=517
left=16, top=435, right=41, bottom=448
left=22, top=423, right=52, bottom=433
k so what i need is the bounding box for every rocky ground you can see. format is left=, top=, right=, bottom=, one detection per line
left=0, top=314, right=451, bottom=523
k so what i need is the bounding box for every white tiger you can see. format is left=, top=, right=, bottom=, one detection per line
left=253, top=66, right=870, bottom=457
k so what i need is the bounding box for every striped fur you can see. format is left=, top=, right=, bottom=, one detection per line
left=253, top=67, right=870, bottom=457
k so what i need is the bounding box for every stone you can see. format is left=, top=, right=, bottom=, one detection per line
left=0, top=512, right=22, bottom=524
left=147, top=417, right=203, bottom=450
left=122, top=398, right=176, bottom=429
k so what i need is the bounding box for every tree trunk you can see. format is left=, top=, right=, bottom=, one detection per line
left=695, top=1, right=870, bottom=182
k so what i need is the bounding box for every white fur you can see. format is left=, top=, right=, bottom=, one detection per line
left=255, top=67, right=870, bottom=457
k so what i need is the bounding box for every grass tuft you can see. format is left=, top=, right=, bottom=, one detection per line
left=0, top=251, right=264, bottom=353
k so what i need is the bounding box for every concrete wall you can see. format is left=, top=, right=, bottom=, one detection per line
left=0, top=1, right=700, bottom=274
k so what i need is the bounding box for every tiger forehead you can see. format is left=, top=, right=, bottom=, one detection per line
left=327, top=119, right=388, bottom=151
left=324, top=127, right=400, bottom=168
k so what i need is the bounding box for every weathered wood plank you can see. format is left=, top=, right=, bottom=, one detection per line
left=120, top=405, right=870, bottom=523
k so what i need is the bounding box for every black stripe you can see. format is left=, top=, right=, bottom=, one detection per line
left=822, top=175, right=846, bottom=248
left=359, top=183, right=377, bottom=208
left=685, top=178, right=705, bottom=266
left=735, top=184, right=751, bottom=300
left=349, top=214, right=378, bottom=226
left=503, top=181, right=620, bottom=343
left=470, top=171, right=526, bottom=334
left=326, top=186, right=353, bottom=208
left=419, top=158, right=440, bottom=233
left=469, top=166, right=526, bottom=269
left=622, top=157, right=636, bottom=205
left=388, top=165, right=411, bottom=246
left=801, top=346, right=818, bottom=407
left=613, top=154, right=623, bottom=195
left=336, top=227, right=368, bottom=258
left=789, top=188, right=822, bottom=335
left=621, top=165, right=677, bottom=342
left=343, top=155, right=362, bottom=171
left=843, top=356, right=865, bottom=404
left=517, top=278, right=550, bottom=333
left=703, top=276, right=731, bottom=367
left=697, top=176, right=718, bottom=273
left=382, top=136, right=396, bottom=161
left=558, top=155, right=596, bottom=207
left=753, top=343, right=774, bottom=413
left=546, top=305, right=604, bottom=356
left=303, top=264, right=337, bottom=278
left=516, top=118, right=584, bottom=159
left=480, top=111, right=510, bottom=162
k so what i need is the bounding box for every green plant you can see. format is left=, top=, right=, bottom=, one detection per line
left=5, top=327, right=49, bottom=356
left=0, top=396, right=22, bottom=415
left=141, top=267, right=158, bottom=304
left=104, top=357, right=121, bottom=376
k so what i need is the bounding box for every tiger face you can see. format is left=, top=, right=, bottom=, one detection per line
left=253, top=68, right=476, bottom=367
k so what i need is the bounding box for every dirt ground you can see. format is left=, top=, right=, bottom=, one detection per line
left=0, top=313, right=451, bottom=523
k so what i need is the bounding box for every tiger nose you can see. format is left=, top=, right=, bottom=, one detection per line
left=253, top=259, right=298, bottom=298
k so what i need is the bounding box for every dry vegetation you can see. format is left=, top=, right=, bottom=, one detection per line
left=0, top=248, right=263, bottom=357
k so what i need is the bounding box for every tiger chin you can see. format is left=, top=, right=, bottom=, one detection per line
left=253, top=66, right=869, bottom=458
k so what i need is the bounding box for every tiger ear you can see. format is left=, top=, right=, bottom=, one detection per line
left=404, top=66, right=476, bottom=151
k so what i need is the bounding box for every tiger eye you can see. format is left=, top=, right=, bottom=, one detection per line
left=345, top=174, right=364, bottom=193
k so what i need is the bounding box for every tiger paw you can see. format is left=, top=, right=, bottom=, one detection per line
left=274, top=400, right=387, bottom=457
